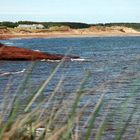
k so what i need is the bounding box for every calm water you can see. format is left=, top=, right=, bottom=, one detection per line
left=1, top=36, right=140, bottom=139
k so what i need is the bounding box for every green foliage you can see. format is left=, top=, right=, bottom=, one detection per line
left=48, top=25, right=70, bottom=31
left=1, top=21, right=140, bottom=30
left=0, top=26, right=7, bottom=29
left=0, top=55, right=140, bottom=140
left=0, top=21, right=90, bottom=29
left=0, top=22, right=18, bottom=28
left=44, top=22, right=90, bottom=29
left=92, top=23, right=140, bottom=30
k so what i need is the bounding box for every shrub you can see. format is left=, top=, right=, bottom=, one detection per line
left=48, top=26, right=71, bottom=31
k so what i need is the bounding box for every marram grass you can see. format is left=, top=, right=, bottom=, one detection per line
left=0, top=60, right=140, bottom=140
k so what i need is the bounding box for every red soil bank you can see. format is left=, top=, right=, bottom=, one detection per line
left=0, top=43, right=79, bottom=61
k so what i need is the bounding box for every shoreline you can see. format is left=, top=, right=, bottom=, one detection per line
left=1, top=32, right=140, bottom=40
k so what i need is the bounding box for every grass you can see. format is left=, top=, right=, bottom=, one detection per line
left=0, top=59, right=140, bottom=140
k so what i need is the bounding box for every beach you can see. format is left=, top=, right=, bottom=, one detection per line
left=0, top=27, right=140, bottom=40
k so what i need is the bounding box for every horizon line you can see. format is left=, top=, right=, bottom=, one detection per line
left=0, top=21, right=140, bottom=24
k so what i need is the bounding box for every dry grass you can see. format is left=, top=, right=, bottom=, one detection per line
left=0, top=58, right=140, bottom=140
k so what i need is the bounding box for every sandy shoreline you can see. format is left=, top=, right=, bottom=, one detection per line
left=1, top=29, right=140, bottom=40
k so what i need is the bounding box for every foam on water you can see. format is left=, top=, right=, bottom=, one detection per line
left=4, top=42, right=14, bottom=46
left=34, top=50, right=41, bottom=52
left=41, top=59, right=61, bottom=62
left=0, top=69, right=26, bottom=77
left=40, top=58, right=88, bottom=62
left=9, top=38, right=22, bottom=40
left=70, top=58, right=86, bottom=62
left=1, top=41, right=23, bottom=46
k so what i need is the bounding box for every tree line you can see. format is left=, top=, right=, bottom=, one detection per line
left=0, top=21, right=140, bottom=30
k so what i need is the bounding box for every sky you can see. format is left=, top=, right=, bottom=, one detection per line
left=0, top=0, right=140, bottom=23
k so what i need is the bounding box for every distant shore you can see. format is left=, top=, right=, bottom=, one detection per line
left=0, top=27, right=140, bottom=40
left=1, top=33, right=140, bottom=40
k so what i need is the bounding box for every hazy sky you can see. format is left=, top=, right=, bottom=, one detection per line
left=0, top=0, right=140, bottom=23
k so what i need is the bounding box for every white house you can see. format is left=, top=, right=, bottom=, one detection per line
left=17, top=24, right=45, bottom=29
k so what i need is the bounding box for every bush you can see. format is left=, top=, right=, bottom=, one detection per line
left=48, top=25, right=71, bottom=31
left=0, top=22, right=18, bottom=28
left=0, top=26, right=7, bottom=29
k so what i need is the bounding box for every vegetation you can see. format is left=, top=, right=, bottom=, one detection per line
left=0, top=59, right=140, bottom=140
left=43, top=22, right=90, bottom=29
left=1, top=21, right=140, bottom=30
left=48, top=25, right=70, bottom=31
left=0, top=26, right=7, bottom=29
left=0, top=22, right=18, bottom=28
left=91, top=23, right=140, bottom=31
left=0, top=21, right=90, bottom=29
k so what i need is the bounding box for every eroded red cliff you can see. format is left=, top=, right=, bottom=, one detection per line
left=0, top=43, right=79, bottom=61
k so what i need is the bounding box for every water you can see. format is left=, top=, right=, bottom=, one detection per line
left=0, top=36, right=140, bottom=139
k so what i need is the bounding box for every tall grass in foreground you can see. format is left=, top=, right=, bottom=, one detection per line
left=0, top=60, right=140, bottom=140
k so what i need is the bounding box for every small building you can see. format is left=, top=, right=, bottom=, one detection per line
left=17, top=24, right=45, bottom=29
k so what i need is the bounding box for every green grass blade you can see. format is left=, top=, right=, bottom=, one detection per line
left=85, top=94, right=105, bottom=140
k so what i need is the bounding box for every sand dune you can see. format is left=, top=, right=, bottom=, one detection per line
left=0, top=26, right=140, bottom=39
